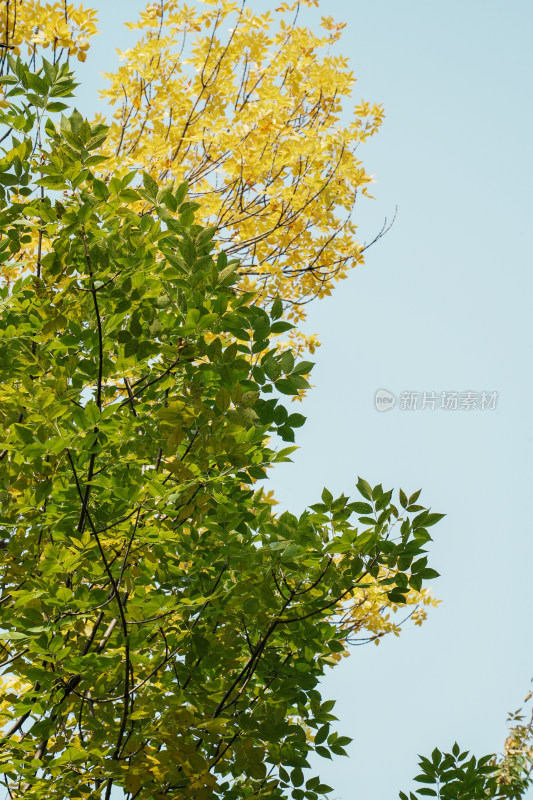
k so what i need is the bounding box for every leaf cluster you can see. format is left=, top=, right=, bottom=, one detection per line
left=401, top=744, right=530, bottom=800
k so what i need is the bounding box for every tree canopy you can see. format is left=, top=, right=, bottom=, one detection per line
left=0, top=3, right=532, bottom=799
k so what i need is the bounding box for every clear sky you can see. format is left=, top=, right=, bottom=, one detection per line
left=72, top=2, right=533, bottom=798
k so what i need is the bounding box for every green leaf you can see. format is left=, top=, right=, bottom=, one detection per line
left=218, top=263, right=238, bottom=284
left=197, top=312, right=218, bottom=331
left=418, top=568, right=440, bottom=580
left=37, top=174, right=67, bottom=190
left=47, top=101, right=69, bottom=112
left=186, top=308, right=200, bottom=326
left=13, top=424, right=34, bottom=444
left=270, top=320, right=294, bottom=334
left=174, top=180, right=188, bottom=205
left=124, top=339, right=139, bottom=358
left=262, top=355, right=282, bottom=381
left=280, top=350, right=294, bottom=374
left=84, top=401, right=101, bottom=426
left=35, top=479, right=52, bottom=506
left=425, top=513, right=445, bottom=527
left=142, top=171, right=158, bottom=199
left=321, top=487, right=333, bottom=507
left=287, top=413, right=306, bottom=428
left=215, top=387, right=230, bottom=412
left=292, top=360, right=314, bottom=375
left=314, top=725, right=330, bottom=745
left=291, top=767, right=304, bottom=787
left=160, top=190, right=178, bottom=212
left=351, top=502, right=373, bottom=514
left=271, top=296, right=283, bottom=319
left=130, top=315, right=143, bottom=338
left=356, top=477, right=372, bottom=501
left=92, top=178, right=109, bottom=201
left=275, top=376, right=307, bottom=395
left=0, top=172, right=19, bottom=186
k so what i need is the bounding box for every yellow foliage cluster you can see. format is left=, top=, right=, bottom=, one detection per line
left=0, top=1, right=97, bottom=69
left=0, top=673, right=32, bottom=727
left=98, top=0, right=384, bottom=325
left=3, top=0, right=385, bottom=346
left=329, top=569, right=440, bottom=661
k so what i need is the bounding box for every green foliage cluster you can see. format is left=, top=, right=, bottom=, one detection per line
left=401, top=743, right=531, bottom=800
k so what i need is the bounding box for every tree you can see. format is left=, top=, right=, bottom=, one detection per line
left=0, top=57, right=442, bottom=799
left=398, top=688, right=533, bottom=800
left=2, top=0, right=388, bottom=354
left=2, top=8, right=530, bottom=800
left=400, top=743, right=531, bottom=800
left=1, top=0, right=436, bottom=651
left=400, top=691, right=533, bottom=800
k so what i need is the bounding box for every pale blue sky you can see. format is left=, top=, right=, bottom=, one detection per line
left=72, top=2, right=533, bottom=798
